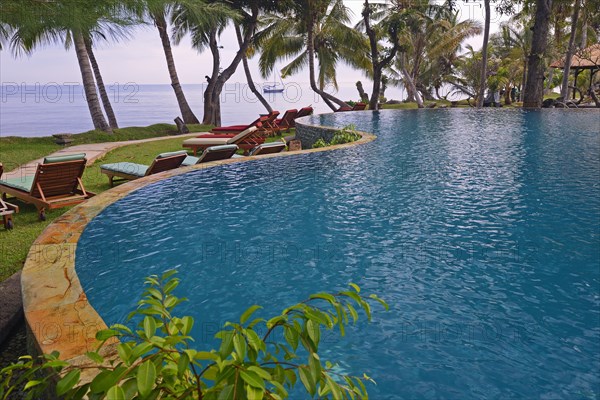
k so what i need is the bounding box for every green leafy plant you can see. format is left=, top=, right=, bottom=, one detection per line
left=312, top=125, right=361, bottom=149
left=312, top=138, right=328, bottom=148
left=1, top=270, right=387, bottom=399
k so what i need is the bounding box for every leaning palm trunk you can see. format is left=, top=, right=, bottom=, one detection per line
left=560, top=0, right=581, bottom=99
left=400, top=54, right=423, bottom=108
left=523, top=0, right=553, bottom=108
left=476, top=0, right=491, bottom=108
left=73, top=31, right=110, bottom=132
left=235, top=25, right=272, bottom=114
left=153, top=11, right=199, bottom=124
left=84, top=37, right=118, bottom=129
left=306, top=15, right=349, bottom=111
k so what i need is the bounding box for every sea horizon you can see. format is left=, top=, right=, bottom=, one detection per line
left=0, top=81, right=418, bottom=138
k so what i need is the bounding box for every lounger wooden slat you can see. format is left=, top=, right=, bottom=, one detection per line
left=0, top=164, right=19, bottom=229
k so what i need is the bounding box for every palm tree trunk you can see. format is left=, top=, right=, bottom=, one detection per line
left=580, top=5, right=588, bottom=48
left=476, top=0, right=491, bottom=108
left=504, top=83, right=512, bottom=105
left=560, top=0, right=581, bottom=99
left=73, top=31, right=110, bottom=132
left=84, top=37, right=118, bottom=129
left=523, top=0, right=553, bottom=108
left=154, top=11, right=199, bottom=124
left=400, top=53, right=423, bottom=108
left=234, top=24, right=272, bottom=113
left=520, top=60, right=528, bottom=101
left=545, top=67, right=554, bottom=94
left=203, top=8, right=260, bottom=125
left=306, top=13, right=349, bottom=111
left=203, top=28, right=221, bottom=126
left=363, top=0, right=381, bottom=110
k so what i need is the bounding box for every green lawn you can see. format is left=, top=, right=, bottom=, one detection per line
left=0, top=123, right=211, bottom=169
left=0, top=129, right=290, bottom=281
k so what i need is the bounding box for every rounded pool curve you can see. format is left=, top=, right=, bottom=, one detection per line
left=75, top=109, right=599, bottom=399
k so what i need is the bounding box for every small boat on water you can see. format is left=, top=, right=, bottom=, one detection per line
left=263, top=84, right=284, bottom=93
left=263, top=70, right=285, bottom=93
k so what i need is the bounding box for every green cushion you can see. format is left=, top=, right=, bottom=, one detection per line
left=0, top=176, right=35, bottom=193
left=157, top=150, right=188, bottom=159
left=43, top=153, right=86, bottom=164
left=181, top=156, right=200, bottom=167
left=100, top=162, right=148, bottom=177
left=205, top=144, right=238, bottom=153
left=249, top=142, right=285, bottom=156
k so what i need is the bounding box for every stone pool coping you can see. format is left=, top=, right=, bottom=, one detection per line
left=21, top=123, right=375, bottom=381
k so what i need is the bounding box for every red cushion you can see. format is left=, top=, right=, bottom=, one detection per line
left=197, top=133, right=235, bottom=138
left=211, top=125, right=248, bottom=132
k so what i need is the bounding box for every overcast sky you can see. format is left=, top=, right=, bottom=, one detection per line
left=0, top=1, right=511, bottom=87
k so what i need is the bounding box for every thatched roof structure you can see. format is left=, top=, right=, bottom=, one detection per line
left=550, top=43, right=600, bottom=69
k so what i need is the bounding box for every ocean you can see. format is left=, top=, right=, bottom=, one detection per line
left=0, top=82, right=411, bottom=137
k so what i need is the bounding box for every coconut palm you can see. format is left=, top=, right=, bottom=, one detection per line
left=257, top=0, right=369, bottom=111
left=7, top=0, right=135, bottom=132
left=143, top=0, right=228, bottom=125
left=384, top=3, right=480, bottom=105
left=356, top=0, right=403, bottom=110
left=235, top=24, right=272, bottom=113
left=492, top=22, right=532, bottom=101
left=83, top=26, right=134, bottom=130
left=523, top=0, right=554, bottom=108
left=172, top=0, right=279, bottom=125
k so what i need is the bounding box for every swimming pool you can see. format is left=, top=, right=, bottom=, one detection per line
left=76, top=109, right=600, bottom=399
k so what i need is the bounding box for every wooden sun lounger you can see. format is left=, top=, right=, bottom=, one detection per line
left=100, top=151, right=188, bottom=187
left=295, top=107, right=314, bottom=120
left=0, top=155, right=94, bottom=220
left=249, top=142, right=287, bottom=156
left=260, top=111, right=281, bottom=136
left=0, top=164, right=19, bottom=229
left=183, top=127, right=263, bottom=156
left=274, top=109, right=298, bottom=133
left=181, top=145, right=239, bottom=166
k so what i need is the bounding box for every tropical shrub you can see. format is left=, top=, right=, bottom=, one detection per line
left=312, top=125, right=361, bottom=149
left=312, top=138, right=328, bottom=148
left=0, top=270, right=387, bottom=399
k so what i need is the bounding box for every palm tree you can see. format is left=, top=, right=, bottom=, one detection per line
left=523, top=0, right=554, bottom=108
left=144, top=0, right=216, bottom=125
left=235, top=24, right=272, bottom=113
left=560, top=0, right=582, bottom=99
left=7, top=0, right=134, bottom=132
left=477, top=0, right=491, bottom=108
left=384, top=3, right=480, bottom=105
left=356, top=1, right=401, bottom=110
left=257, top=0, right=369, bottom=111
left=494, top=22, right=532, bottom=101
left=83, top=23, right=135, bottom=130
left=172, top=0, right=268, bottom=126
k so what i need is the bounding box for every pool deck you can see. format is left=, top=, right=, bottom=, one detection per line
left=19, top=122, right=376, bottom=382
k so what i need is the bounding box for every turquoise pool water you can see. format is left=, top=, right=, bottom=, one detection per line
left=77, top=109, right=600, bottom=399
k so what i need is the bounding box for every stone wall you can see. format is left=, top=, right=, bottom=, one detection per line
left=295, top=121, right=340, bottom=149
